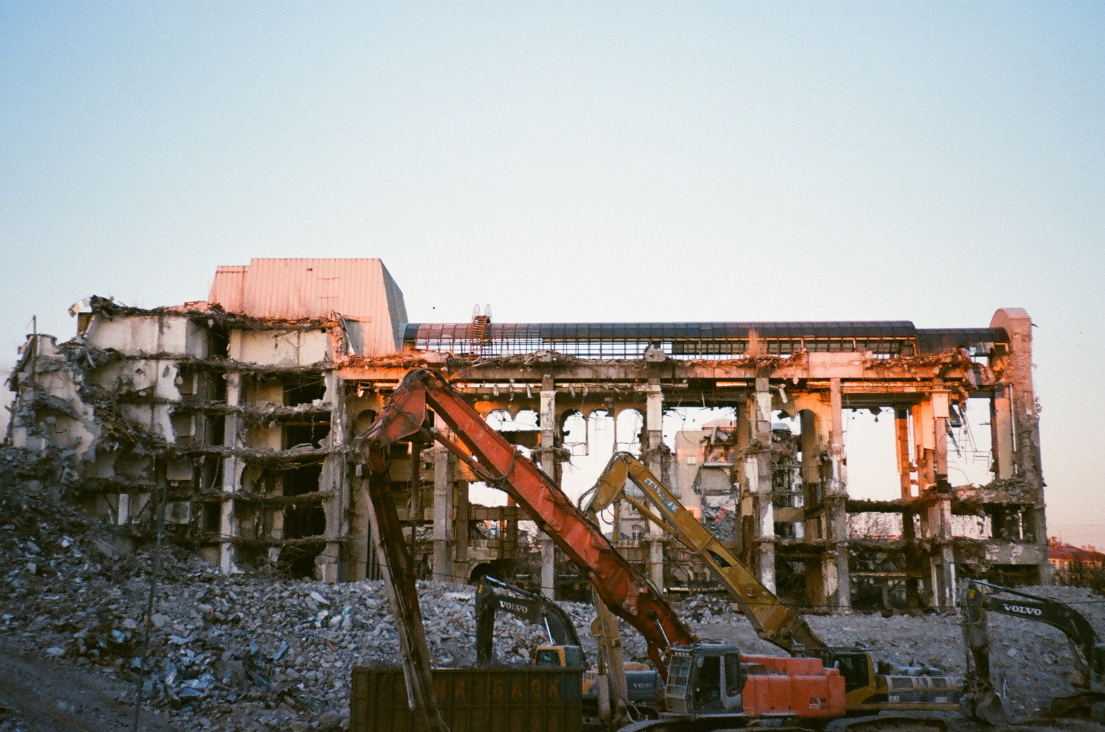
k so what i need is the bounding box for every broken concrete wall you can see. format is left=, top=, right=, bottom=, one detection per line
left=8, top=335, right=100, bottom=461
left=231, top=329, right=331, bottom=368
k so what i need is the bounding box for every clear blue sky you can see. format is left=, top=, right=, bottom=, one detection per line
left=2, top=2, right=1103, bottom=543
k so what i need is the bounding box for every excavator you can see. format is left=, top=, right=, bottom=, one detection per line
left=474, top=575, right=662, bottom=722
left=583, top=452, right=960, bottom=722
left=962, top=579, right=1105, bottom=723
left=359, top=369, right=858, bottom=731
left=475, top=575, right=585, bottom=668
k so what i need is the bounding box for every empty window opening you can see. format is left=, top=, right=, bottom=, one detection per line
left=207, top=414, right=226, bottom=446
left=284, top=376, right=326, bottom=406
left=946, top=398, right=994, bottom=487
left=210, top=374, right=228, bottom=402
left=208, top=326, right=230, bottom=359
left=283, top=462, right=322, bottom=497
left=843, top=408, right=900, bottom=501
left=282, top=421, right=330, bottom=450
left=201, top=501, right=222, bottom=534
left=280, top=462, right=325, bottom=578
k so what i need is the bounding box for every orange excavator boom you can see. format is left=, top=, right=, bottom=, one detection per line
left=361, top=369, right=695, bottom=677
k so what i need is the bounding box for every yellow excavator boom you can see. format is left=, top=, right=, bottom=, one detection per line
left=586, top=451, right=824, bottom=655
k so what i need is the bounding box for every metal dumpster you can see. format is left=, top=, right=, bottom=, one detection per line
left=351, top=667, right=583, bottom=732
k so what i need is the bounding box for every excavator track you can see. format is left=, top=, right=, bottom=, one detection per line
left=826, top=714, right=948, bottom=732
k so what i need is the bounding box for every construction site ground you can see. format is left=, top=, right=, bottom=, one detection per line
left=1, top=450, right=1102, bottom=732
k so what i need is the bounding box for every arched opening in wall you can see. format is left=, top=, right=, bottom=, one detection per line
left=472, top=409, right=536, bottom=508
left=487, top=409, right=539, bottom=450
left=946, top=397, right=994, bottom=487
left=561, top=411, right=588, bottom=458
left=557, top=410, right=591, bottom=506
left=947, top=400, right=995, bottom=541
left=468, top=559, right=514, bottom=585
left=559, top=410, right=613, bottom=518
left=352, top=408, right=378, bottom=437
left=615, top=409, right=644, bottom=455
left=843, top=408, right=900, bottom=502
left=770, top=411, right=804, bottom=541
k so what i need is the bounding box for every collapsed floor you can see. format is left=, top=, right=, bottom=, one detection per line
left=0, top=446, right=1101, bottom=732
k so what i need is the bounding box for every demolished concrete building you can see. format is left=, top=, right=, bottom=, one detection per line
left=4, top=258, right=1047, bottom=611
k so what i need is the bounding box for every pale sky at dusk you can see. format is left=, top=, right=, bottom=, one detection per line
left=2, top=3, right=1103, bottom=543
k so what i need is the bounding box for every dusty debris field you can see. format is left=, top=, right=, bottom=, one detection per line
left=1, top=451, right=1104, bottom=732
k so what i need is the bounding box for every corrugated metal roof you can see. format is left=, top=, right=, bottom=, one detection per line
left=208, top=266, right=247, bottom=313
left=208, top=258, right=383, bottom=320
left=207, top=258, right=408, bottom=356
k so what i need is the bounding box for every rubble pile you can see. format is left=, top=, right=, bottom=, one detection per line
left=3, top=445, right=1105, bottom=727
left=0, top=448, right=644, bottom=730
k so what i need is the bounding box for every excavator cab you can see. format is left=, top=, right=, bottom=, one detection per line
left=664, top=646, right=745, bottom=718
left=808, top=649, right=874, bottom=695
left=533, top=645, right=586, bottom=669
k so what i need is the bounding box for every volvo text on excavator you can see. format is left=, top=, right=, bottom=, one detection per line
left=962, top=579, right=1105, bottom=723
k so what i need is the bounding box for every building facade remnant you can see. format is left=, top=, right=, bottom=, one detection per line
left=4, top=259, right=1047, bottom=610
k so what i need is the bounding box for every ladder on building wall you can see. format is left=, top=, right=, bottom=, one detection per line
left=470, top=304, right=492, bottom=356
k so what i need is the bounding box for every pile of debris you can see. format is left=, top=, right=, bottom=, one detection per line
left=0, top=446, right=648, bottom=730
left=4, top=444, right=1105, bottom=728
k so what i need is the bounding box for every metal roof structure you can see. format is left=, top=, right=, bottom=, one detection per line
left=404, top=321, right=1007, bottom=360
left=208, top=258, right=408, bottom=356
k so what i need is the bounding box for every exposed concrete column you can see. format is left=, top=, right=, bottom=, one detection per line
left=991, top=386, right=1014, bottom=480
left=219, top=371, right=242, bottom=574
left=798, top=409, right=820, bottom=536
left=349, top=473, right=370, bottom=582
left=539, top=375, right=557, bottom=598
left=645, top=380, right=665, bottom=591
left=826, top=378, right=850, bottom=610
left=318, top=371, right=343, bottom=583
left=991, top=308, right=1048, bottom=582
left=929, top=391, right=956, bottom=609
left=746, top=376, right=775, bottom=593
left=912, top=401, right=936, bottom=493
left=798, top=408, right=822, bottom=608
left=895, top=409, right=914, bottom=502
left=734, top=401, right=751, bottom=557
left=455, top=472, right=470, bottom=574
left=895, top=408, right=921, bottom=608
left=431, top=446, right=455, bottom=583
